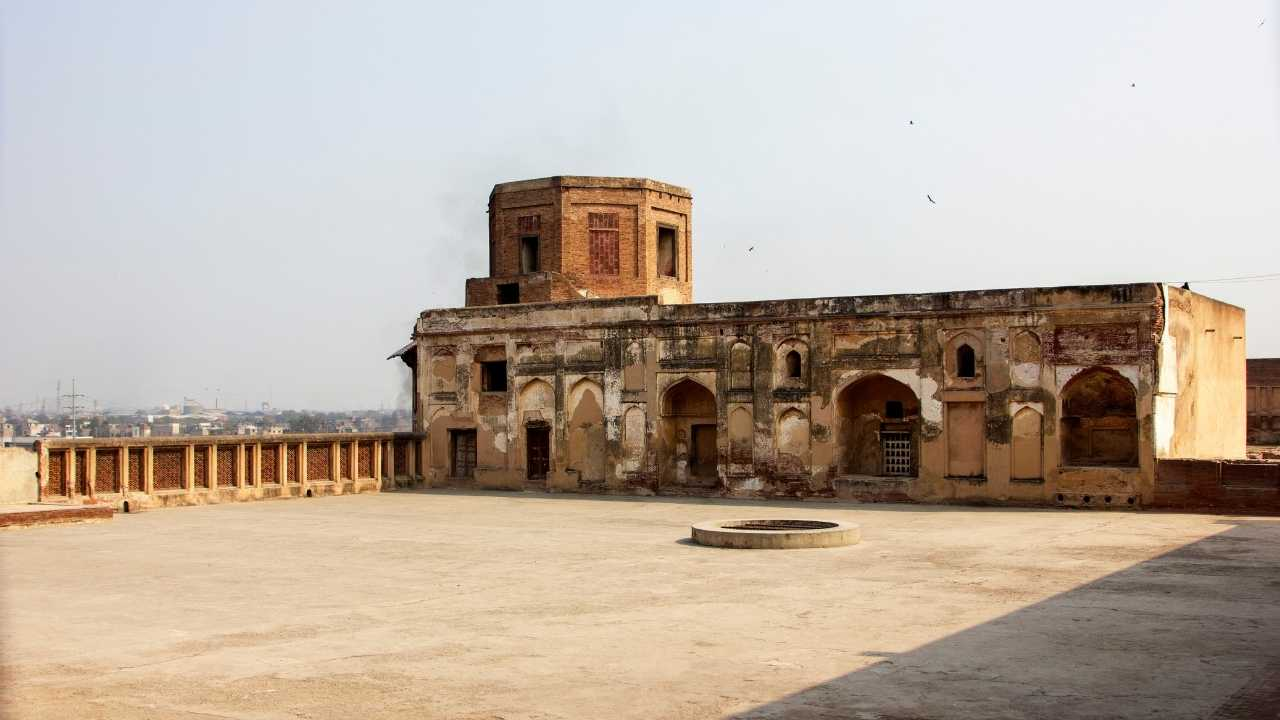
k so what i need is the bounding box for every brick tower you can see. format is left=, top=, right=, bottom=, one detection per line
left=464, top=176, right=693, bottom=306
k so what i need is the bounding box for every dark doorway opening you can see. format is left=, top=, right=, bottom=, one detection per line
left=526, top=424, right=550, bottom=482
left=520, top=236, right=540, bottom=273
left=690, top=424, right=717, bottom=478
left=451, top=429, right=477, bottom=479
left=657, top=226, right=678, bottom=278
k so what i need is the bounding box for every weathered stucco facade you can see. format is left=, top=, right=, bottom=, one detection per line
left=398, top=177, right=1247, bottom=507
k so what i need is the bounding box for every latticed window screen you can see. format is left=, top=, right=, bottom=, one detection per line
left=307, top=444, right=330, bottom=481
left=261, top=445, right=279, bottom=483
left=194, top=447, right=210, bottom=488
left=588, top=212, right=619, bottom=275
left=95, top=451, right=118, bottom=493
left=881, top=432, right=913, bottom=476
left=244, top=446, right=256, bottom=486
left=75, top=450, right=88, bottom=495
left=340, top=443, right=352, bottom=480
left=358, top=442, right=372, bottom=478
left=154, top=448, right=185, bottom=490
left=128, top=449, right=144, bottom=491
left=47, top=451, right=67, bottom=495
left=286, top=445, right=299, bottom=483
left=217, top=446, right=236, bottom=486
left=394, top=441, right=409, bottom=476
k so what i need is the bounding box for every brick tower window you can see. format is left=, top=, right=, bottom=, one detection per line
left=588, top=212, right=619, bottom=275
left=520, top=237, right=540, bottom=273
left=657, top=226, right=677, bottom=278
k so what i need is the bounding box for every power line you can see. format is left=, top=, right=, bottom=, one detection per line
left=1183, top=272, right=1280, bottom=284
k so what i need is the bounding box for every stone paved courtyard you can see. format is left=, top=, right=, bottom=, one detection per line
left=2, top=492, right=1278, bottom=719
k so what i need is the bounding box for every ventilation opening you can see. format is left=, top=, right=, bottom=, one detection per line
left=520, top=236, right=540, bottom=273
left=305, top=488, right=313, bottom=498
left=1104, top=495, right=1112, bottom=504
left=957, top=344, right=976, bottom=379
left=497, top=283, right=520, bottom=305
left=657, top=226, right=677, bottom=278
left=885, top=400, right=904, bottom=420
left=1056, top=494, right=1065, bottom=502
left=481, top=360, right=508, bottom=392
left=1082, top=495, right=1092, bottom=504
left=1127, top=496, right=1136, bottom=505
left=122, top=500, right=130, bottom=513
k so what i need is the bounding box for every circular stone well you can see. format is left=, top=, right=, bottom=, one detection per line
left=690, top=519, right=861, bottom=549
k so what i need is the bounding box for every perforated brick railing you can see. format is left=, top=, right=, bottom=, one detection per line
left=36, top=433, right=419, bottom=505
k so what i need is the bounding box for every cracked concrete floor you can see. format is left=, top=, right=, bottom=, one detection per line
left=2, top=492, right=1278, bottom=719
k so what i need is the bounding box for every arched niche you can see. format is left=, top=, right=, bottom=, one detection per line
left=660, top=378, right=718, bottom=486
left=775, top=408, right=811, bottom=475
left=1011, top=407, right=1043, bottom=480
left=566, top=378, right=606, bottom=483
left=835, top=374, right=920, bottom=476
left=1060, top=367, right=1138, bottom=467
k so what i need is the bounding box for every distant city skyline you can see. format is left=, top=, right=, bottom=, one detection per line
left=2, top=2, right=1277, bottom=409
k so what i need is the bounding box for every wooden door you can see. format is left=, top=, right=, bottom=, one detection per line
left=526, top=425, right=549, bottom=480
left=691, top=424, right=717, bottom=477
left=452, top=430, right=476, bottom=479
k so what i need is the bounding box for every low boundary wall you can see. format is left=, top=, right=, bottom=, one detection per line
left=1154, top=459, right=1280, bottom=513
left=36, top=432, right=426, bottom=510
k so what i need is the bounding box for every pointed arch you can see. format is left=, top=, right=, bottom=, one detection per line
left=1060, top=367, right=1138, bottom=467
left=1011, top=407, right=1043, bottom=480
left=835, top=373, right=920, bottom=476
left=775, top=408, right=811, bottom=475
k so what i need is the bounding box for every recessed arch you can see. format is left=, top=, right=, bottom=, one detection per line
left=1060, top=367, right=1138, bottom=467
left=1011, top=407, right=1043, bottom=480
left=835, top=373, right=920, bottom=476
left=660, top=378, right=718, bottom=486
left=566, top=378, right=605, bottom=483
left=775, top=408, right=811, bottom=475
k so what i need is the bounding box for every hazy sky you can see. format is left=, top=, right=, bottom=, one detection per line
left=2, top=1, right=1277, bottom=412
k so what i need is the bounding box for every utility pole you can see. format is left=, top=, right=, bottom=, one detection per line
left=61, top=378, right=86, bottom=438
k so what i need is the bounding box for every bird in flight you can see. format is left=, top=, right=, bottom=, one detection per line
left=909, top=120, right=914, bottom=125
left=747, top=246, right=755, bottom=252
left=927, top=194, right=936, bottom=204
left=1260, top=19, right=1266, bottom=28
left=1130, top=82, right=1136, bottom=87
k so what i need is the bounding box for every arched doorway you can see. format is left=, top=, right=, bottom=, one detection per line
left=1060, top=368, right=1138, bottom=466
left=835, top=374, right=920, bottom=476
left=660, top=379, right=718, bottom=487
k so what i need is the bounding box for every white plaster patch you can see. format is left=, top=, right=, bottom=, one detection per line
left=493, top=431, right=507, bottom=453
left=918, top=375, right=943, bottom=424
left=1153, top=394, right=1176, bottom=457
left=1158, top=334, right=1178, bottom=394
left=1012, top=362, right=1040, bottom=387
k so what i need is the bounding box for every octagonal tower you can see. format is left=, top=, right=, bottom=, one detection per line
left=464, top=176, right=692, bottom=306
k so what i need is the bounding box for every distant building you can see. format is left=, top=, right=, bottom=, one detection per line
left=238, top=424, right=260, bottom=436
left=1247, top=359, right=1280, bottom=445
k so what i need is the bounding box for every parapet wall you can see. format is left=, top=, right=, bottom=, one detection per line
left=35, top=432, right=426, bottom=510
left=1153, top=458, right=1280, bottom=513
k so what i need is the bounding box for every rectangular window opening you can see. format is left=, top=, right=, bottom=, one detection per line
left=657, top=226, right=677, bottom=278
left=520, top=236, right=540, bottom=273
left=450, top=429, right=477, bottom=479
left=497, top=283, right=520, bottom=305
left=481, top=360, right=508, bottom=392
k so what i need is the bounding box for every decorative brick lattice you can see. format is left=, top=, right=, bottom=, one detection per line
left=75, top=450, right=89, bottom=495
left=340, top=443, right=352, bottom=480
left=245, top=446, right=256, bottom=486
left=194, top=447, right=210, bottom=488
left=286, top=445, right=299, bottom=484
left=517, top=215, right=541, bottom=234
left=358, top=443, right=372, bottom=478
left=588, top=212, right=620, bottom=275
left=47, top=451, right=67, bottom=496
left=261, top=445, right=279, bottom=483
left=307, top=444, right=330, bottom=481
left=154, top=448, right=185, bottom=490
left=128, top=449, right=145, bottom=491
left=394, top=441, right=409, bottom=476
left=95, top=450, right=119, bottom=493
left=217, top=446, right=236, bottom=486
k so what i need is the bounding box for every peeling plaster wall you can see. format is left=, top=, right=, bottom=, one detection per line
left=411, top=282, right=1239, bottom=506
